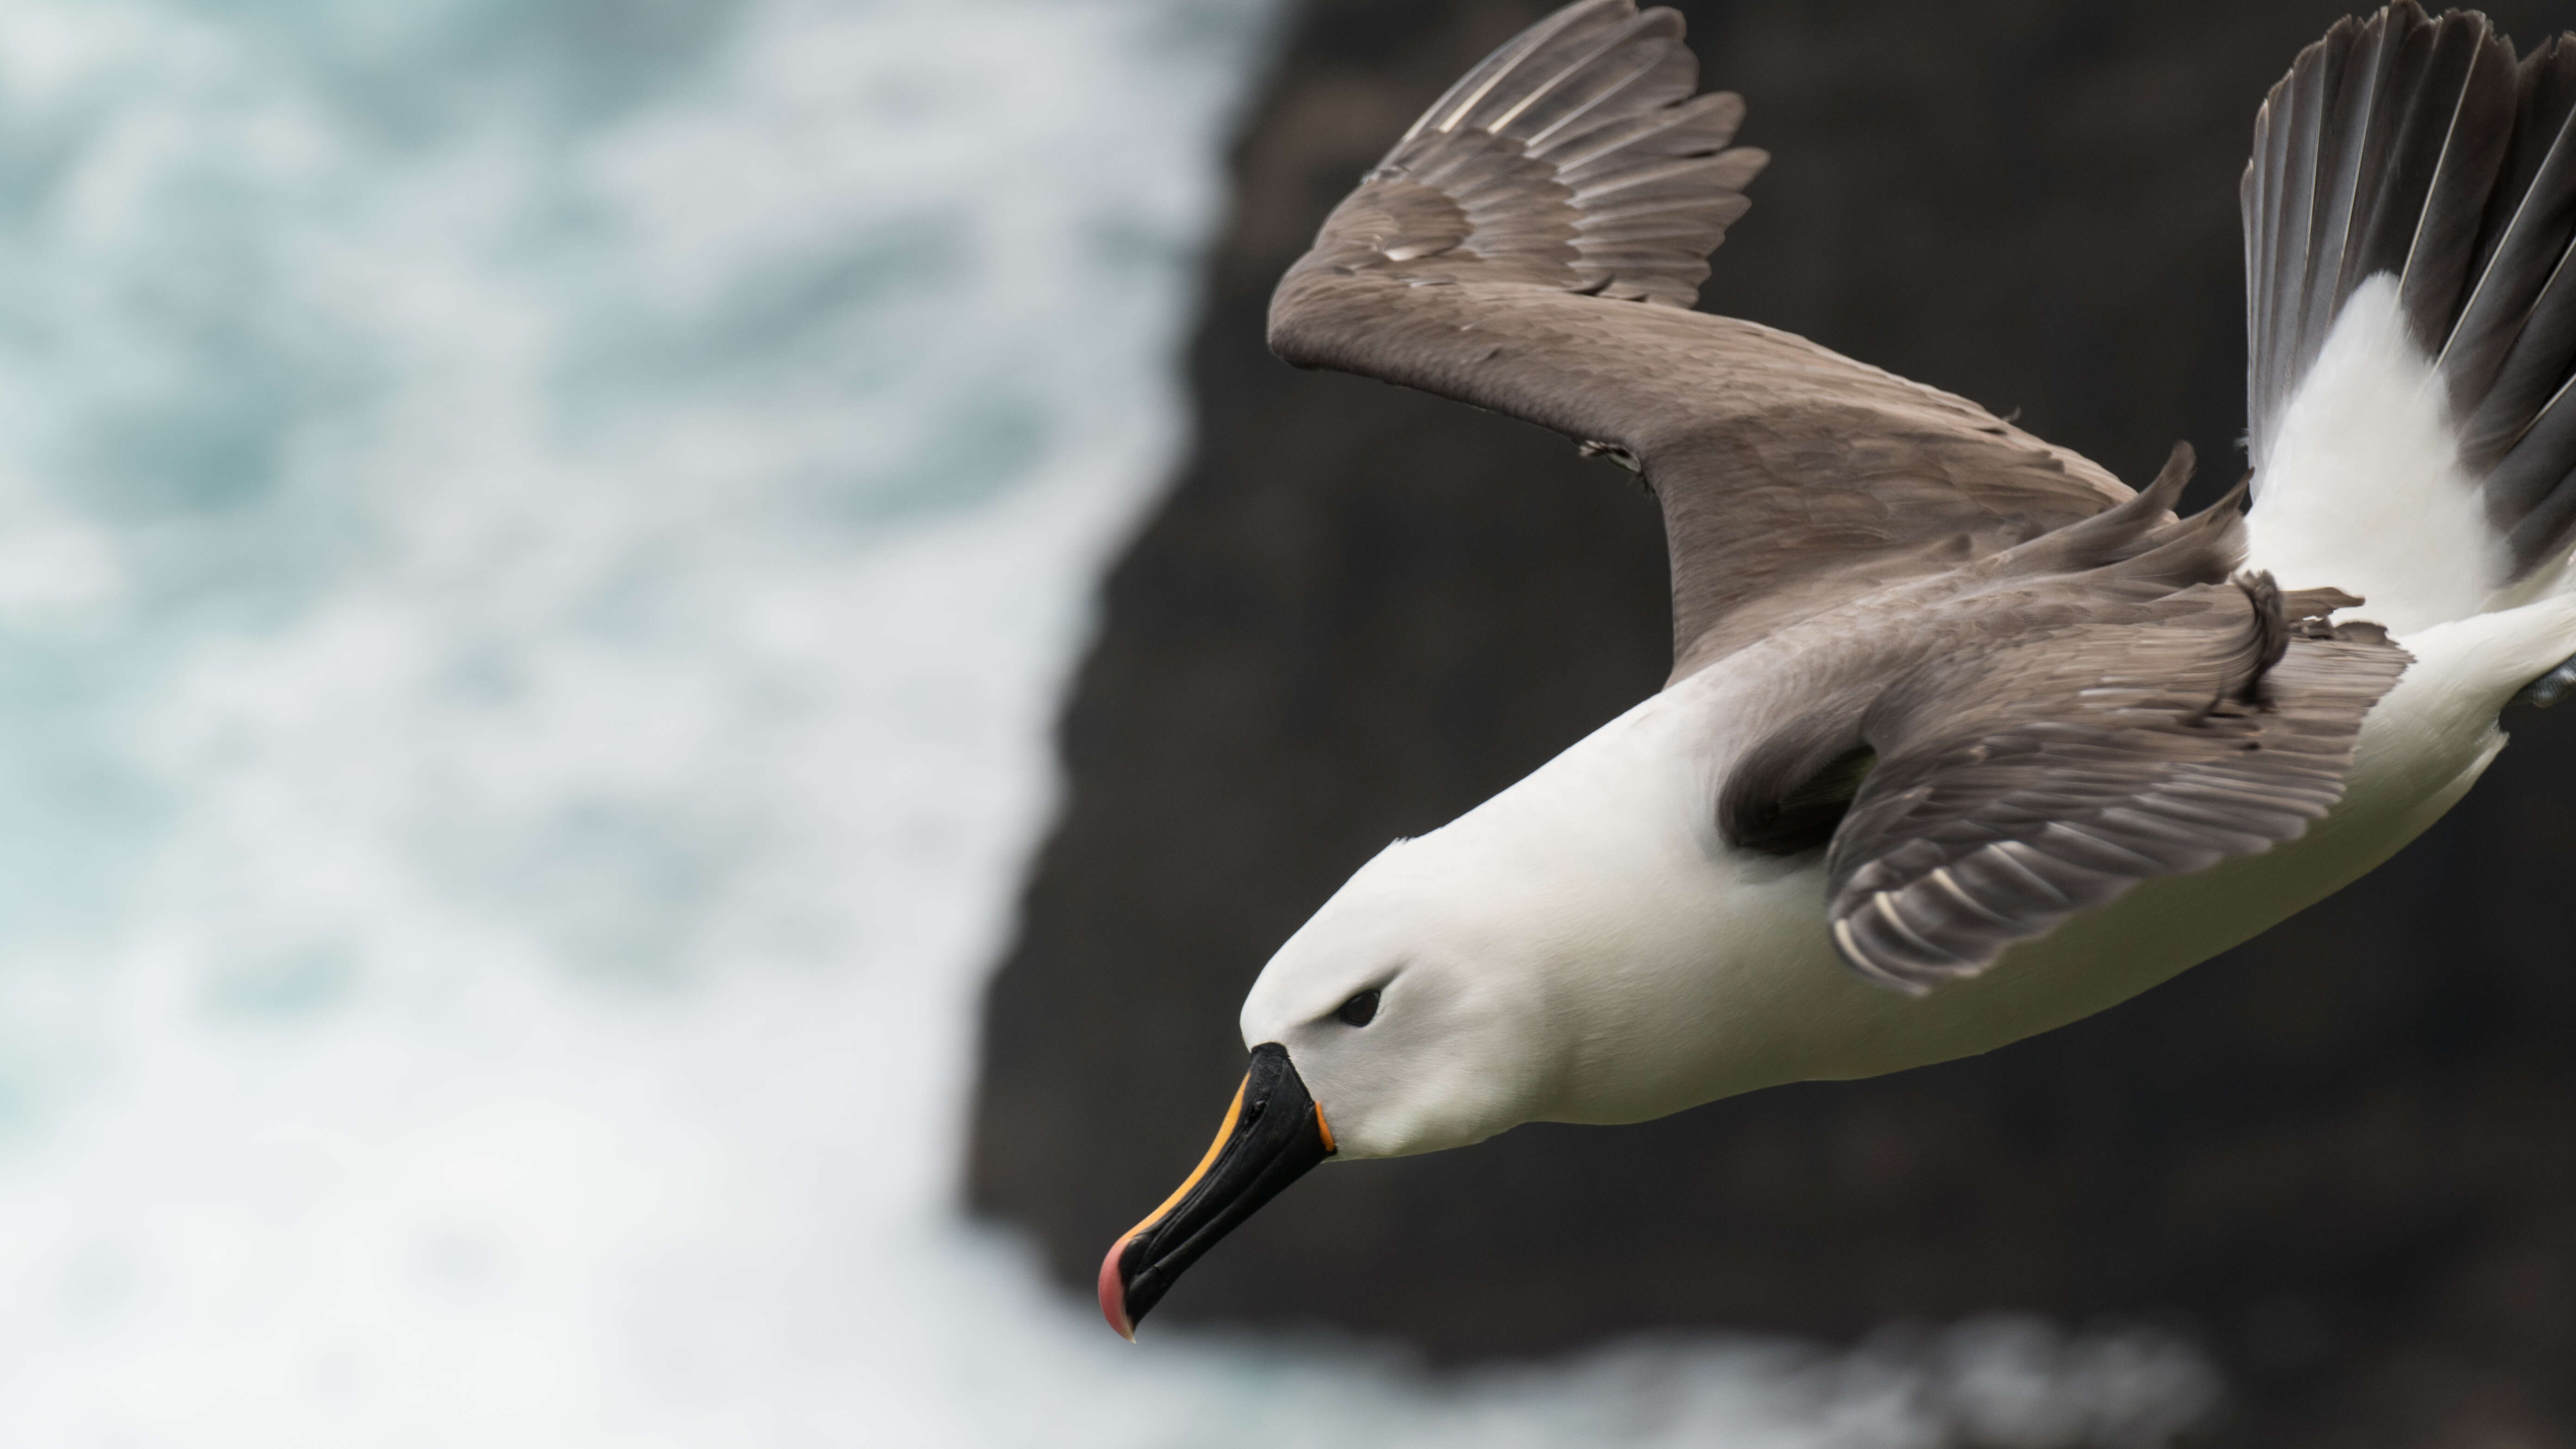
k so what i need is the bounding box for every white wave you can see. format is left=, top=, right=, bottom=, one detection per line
left=0, top=0, right=2218, bottom=1444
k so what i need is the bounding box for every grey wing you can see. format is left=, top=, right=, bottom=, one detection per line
left=1267, top=0, right=2135, bottom=680
left=1822, top=568, right=2410, bottom=993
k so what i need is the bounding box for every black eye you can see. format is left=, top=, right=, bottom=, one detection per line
left=1335, top=989, right=1381, bottom=1027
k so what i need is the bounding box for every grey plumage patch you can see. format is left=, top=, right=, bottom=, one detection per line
left=1699, top=443, right=2407, bottom=987
left=1814, top=466, right=2409, bottom=991
left=1269, top=3, right=2131, bottom=682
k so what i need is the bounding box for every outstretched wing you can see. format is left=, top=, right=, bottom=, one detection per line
left=1268, top=0, right=2135, bottom=679
left=1798, top=466, right=2413, bottom=991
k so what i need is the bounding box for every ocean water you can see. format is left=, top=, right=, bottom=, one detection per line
left=0, top=1, right=2221, bottom=1444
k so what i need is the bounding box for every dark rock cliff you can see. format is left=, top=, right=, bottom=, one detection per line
left=968, top=2, right=2576, bottom=1443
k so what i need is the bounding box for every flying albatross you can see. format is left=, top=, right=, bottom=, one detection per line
left=1099, top=0, right=2576, bottom=1338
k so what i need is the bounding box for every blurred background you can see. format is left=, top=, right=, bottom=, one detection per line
left=0, top=0, right=2563, bottom=1446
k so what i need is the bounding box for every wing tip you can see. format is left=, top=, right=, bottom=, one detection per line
left=1295, top=0, right=1759, bottom=313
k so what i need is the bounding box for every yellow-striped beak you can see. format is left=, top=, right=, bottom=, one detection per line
left=1097, top=1042, right=1335, bottom=1339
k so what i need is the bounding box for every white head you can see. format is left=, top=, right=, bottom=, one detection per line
left=1098, top=830, right=1579, bottom=1339
left=1096, top=733, right=1771, bottom=1339
left=1238, top=833, right=1576, bottom=1159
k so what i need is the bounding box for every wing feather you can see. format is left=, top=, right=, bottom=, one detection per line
left=1267, top=0, right=2132, bottom=680
left=1819, top=572, right=2409, bottom=991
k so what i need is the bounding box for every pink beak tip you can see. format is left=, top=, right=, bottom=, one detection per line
left=1097, top=1238, right=1137, bottom=1342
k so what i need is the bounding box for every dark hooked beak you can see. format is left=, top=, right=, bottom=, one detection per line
left=1098, top=1041, right=1335, bottom=1340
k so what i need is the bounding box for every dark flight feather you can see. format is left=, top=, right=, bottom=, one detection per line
left=1810, top=453, right=2410, bottom=991
left=2248, top=2, right=2576, bottom=578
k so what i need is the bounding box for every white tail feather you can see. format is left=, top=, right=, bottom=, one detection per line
left=2245, top=276, right=2510, bottom=637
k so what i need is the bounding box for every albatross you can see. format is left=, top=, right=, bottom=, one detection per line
left=1099, top=0, right=2576, bottom=1338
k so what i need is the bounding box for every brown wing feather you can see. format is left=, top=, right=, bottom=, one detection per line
left=1268, top=0, right=2133, bottom=678
left=1803, top=468, right=2411, bottom=991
